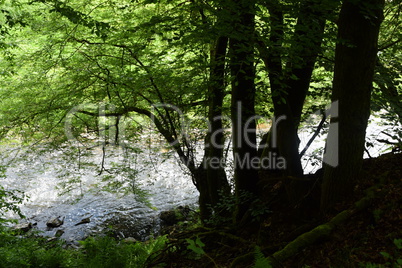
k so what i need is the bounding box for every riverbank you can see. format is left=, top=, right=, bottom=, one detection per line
left=147, top=152, right=402, bottom=267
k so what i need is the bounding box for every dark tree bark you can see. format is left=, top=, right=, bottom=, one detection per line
left=229, top=0, right=259, bottom=222
left=197, top=35, right=231, bottom=221
left=321, top=0, right=385, bottom=211
left=259, top=0, right=335, bottom=204
left=206, top=35, right=231, bottom=202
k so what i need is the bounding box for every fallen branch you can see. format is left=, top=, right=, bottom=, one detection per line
left=265, top=183, right=382, bottom=268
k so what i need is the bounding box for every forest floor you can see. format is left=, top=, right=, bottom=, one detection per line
left=146, top=152, right=402, bottom=267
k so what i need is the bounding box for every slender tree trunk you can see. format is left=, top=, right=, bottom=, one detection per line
left=192, top=167, right=210, bottom=221
left=229, top=0, right=259, bottom=222
left=200, top=35, right=231, bottom=220
left=193, top=34, right=231, bottom=222
left=321, top=0, right=385, bottom=211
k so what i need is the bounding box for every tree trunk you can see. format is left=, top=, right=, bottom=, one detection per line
left=259, top=0, right=334, bottom=204
left=321, top=0, right=385, bottom=211
left=207, top=35, right=231, bottom=202
left=200, top=35, right=231, bottom=221
left=229, top=0, right=259, bottom=222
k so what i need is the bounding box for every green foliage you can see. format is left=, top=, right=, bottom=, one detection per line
left=46, top=0, right=110, bottom=39
left=207, top=190, right=270, bottom=226
left=379, top=238, right=402, bottom=267
left=371, top=0, right=402, bottom=127
left=394, top=239, right=402, bottom=250
left=0, top=165, right=25, bottom=224
left=207, top=192, right=237, bottom=225
left=0, top=0, right=28, bottom=37
left=186, top=237, right=217, bottom=266
left=1, top=0, right=208, bottom=144
left=253, top=246, right=272, bottom=268
left=365, top=238, right=402, bottom=268
left=372, top=208, right=383, bottom=223
left=0, top=227, right=73, bottom=268
left=0, top=226, right=167, bottom=268
left=77, top=235, right=167, bottom=268
left=186, top=237, right=205, bottom=257
left=0, top=185, right=25, bottom=223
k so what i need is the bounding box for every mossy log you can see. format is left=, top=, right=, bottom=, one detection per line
left=266, top=185, right=379, bottom=267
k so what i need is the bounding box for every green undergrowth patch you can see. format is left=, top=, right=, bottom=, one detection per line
left=0, top=226, right=167, bottom=268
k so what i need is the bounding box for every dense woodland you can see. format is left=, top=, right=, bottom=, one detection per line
left=0, top=0, right=401, bottom=267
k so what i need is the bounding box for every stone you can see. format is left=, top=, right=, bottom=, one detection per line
left=46, top=216, right=65, bottom=228
left=123, top=237, right=137, bottom=243
left=13, top=222, right=32, bottom=233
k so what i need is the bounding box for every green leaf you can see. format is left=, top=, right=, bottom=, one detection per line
left=393, top=238, right=402, bottom=250
left=186, top=238, right=205, bottom=255
left=380, top=251, right=391, bottom=259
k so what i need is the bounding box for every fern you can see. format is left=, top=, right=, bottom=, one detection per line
left=253, top=246, right=272, bottom=268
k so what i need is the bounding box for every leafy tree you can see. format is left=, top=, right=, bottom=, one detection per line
left=0, top=0, right=399, bottom=226
left=373, top=0, right=402, bottom=125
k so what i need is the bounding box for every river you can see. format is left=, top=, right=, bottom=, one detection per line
left=1, top=113, right=399, bottom=242
left=1, top=142, right=199, bottom=243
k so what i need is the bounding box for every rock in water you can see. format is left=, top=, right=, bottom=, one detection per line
left=55, top=229, right=65, bottom=237
left=160, top=210, right=178, bottom=226
left=13, top=222, right=32, bottom=233
left=46, top=216, right=65, bottom=228
left=75, top=215, right=92, bottom=226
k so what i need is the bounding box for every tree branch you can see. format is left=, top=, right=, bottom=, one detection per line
left=299, top=111, right=327, bottom=157
left=378, top=38, right=401, bottom=51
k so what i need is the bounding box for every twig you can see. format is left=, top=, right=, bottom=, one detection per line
left=299, top=111, right=327, bottom=157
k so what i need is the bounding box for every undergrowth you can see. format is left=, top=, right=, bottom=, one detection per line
left=0, top=226, right=167, bottom=268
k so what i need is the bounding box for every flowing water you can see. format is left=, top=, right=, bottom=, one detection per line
left=1, top=114, right=399, bottom=242
left=1, top=142, right=199, bottom=243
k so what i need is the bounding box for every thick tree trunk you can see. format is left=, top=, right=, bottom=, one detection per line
left=259, top=0, right=333, bottom=204
left=321, top=0, right=385, bottom=211
left=262, top=0, right=302, bottom=178
left=229, top=0, right=259, bottom=222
